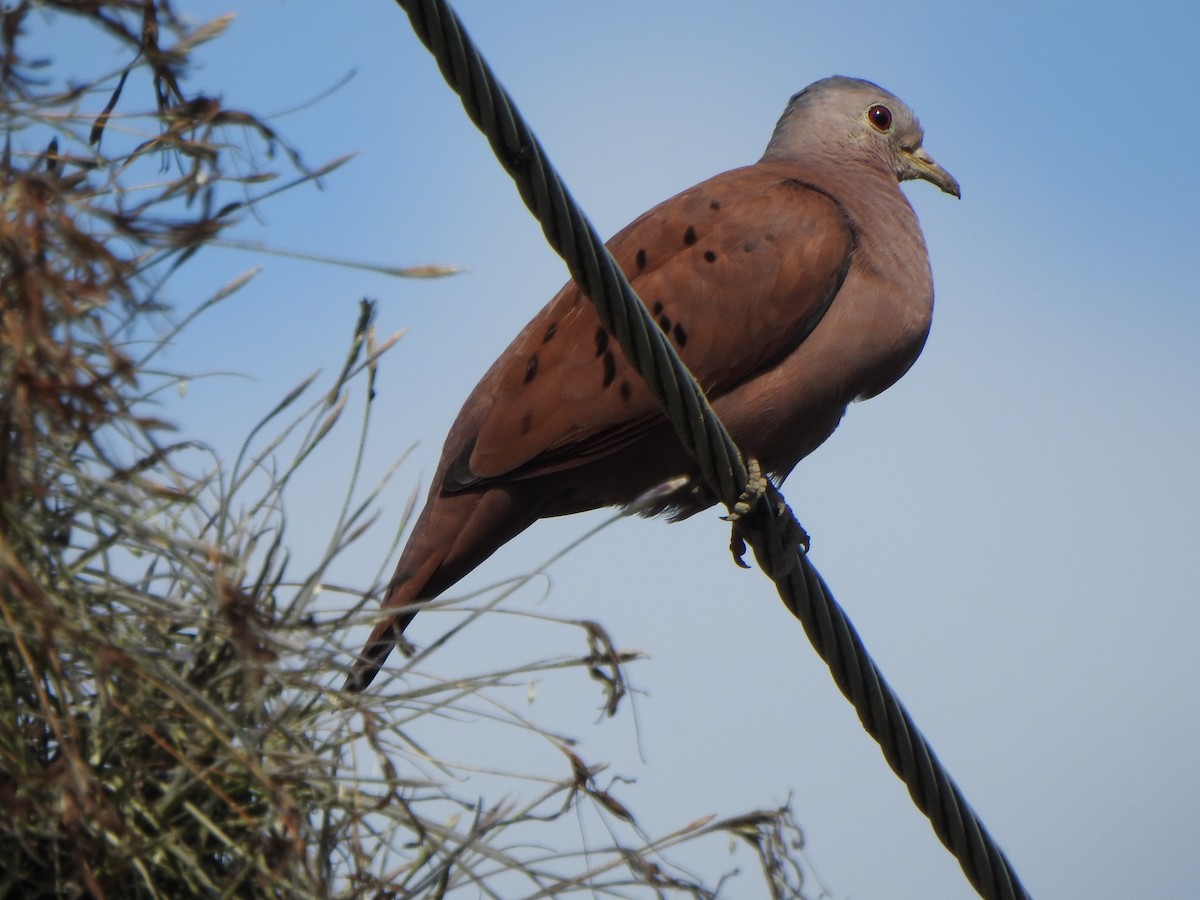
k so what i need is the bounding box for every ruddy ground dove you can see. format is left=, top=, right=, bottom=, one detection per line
left=347, top=76, right=959, bottom=691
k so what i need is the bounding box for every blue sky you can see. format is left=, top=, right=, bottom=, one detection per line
left=41, top=2, right=1200, bottom=897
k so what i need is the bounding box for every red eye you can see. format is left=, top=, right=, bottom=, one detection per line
left=868, top=104, right=892, bottom=131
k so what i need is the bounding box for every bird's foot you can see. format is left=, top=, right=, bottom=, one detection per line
left=724, top=458, right=768, bottom=568
left=724, top=458, right=810, bottom=574
left=722, top=457, right=770, bottom=525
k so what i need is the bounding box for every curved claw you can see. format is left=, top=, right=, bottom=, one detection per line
left=723, top=458, right=811, bottom=576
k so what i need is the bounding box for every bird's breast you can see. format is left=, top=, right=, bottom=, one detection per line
left=712, top=193, right=935, bottom=475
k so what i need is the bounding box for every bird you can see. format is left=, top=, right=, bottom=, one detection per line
left=346, top=75, right=959, bottom=691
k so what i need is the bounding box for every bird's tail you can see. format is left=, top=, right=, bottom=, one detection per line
left=345, top=619, right=407, bottom=692
left=343, top=546, right=446, bottom=692
left=344, top=486, right=536, bottom=692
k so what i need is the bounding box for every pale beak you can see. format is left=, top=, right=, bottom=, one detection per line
left=903, top=147, right=961, bottom=198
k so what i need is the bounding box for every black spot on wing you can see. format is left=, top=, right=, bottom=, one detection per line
left=636, top=248, right=647, bottom=269
left=543, top=321, right=558, bottom=342
left=704, top=250, right=717, bottom=263
left=594, top=326, right=609, bottom=357
left=683, top=225, right=698, bottom=245
left=657, top=314, right=671, bottom=332
left=524, top=354, right=538, bottom=384
left=673, top=322, right=688, bottom=346
left=602, top=350, right=616, bottom=388
left=619, top=380, right=632, bottom=402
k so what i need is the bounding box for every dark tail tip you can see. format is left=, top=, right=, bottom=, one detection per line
left=343, top=613, right=415, bottom=692
left=343, top=659, right=379, bottom=693
left=344, top=653, right=383, bottom=693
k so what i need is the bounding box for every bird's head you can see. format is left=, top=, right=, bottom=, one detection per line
left=763, top=75, right=960, bottom=199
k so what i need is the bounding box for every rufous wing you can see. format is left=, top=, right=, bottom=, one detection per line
left=451, top=163, right=854, bottom=488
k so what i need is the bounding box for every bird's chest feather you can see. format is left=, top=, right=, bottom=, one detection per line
left=713, top=188, right=936, bottom=469
left=832, top=192, right=935, bottom=400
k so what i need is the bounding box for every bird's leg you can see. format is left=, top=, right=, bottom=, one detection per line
left=724, top=457, right=769, bottom=569
left=724, top=457, right=810, bottom=575
left=723, top=457, right=771, bottom=524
